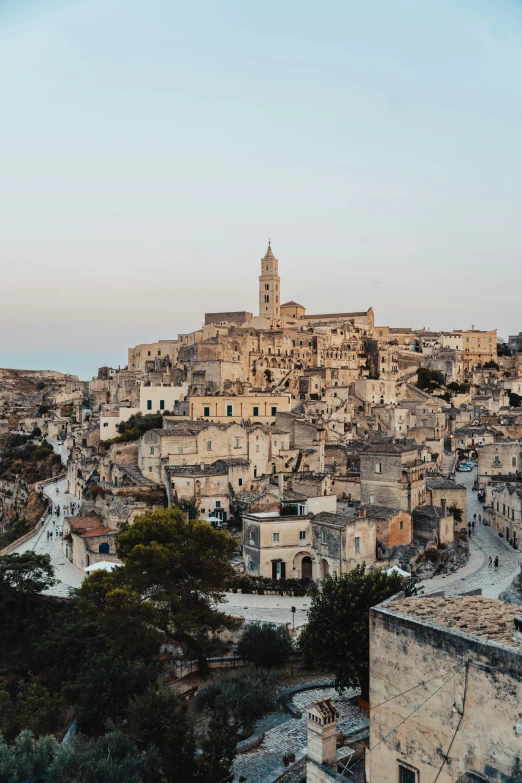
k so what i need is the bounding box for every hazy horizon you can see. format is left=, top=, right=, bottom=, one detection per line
left=1, top=0, right=521, bottom=379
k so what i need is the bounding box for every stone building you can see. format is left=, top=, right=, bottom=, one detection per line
left=242, top=508, right=376, bottom=581
left=360, top=440, right=427, bottom=511
left=426, top=477, right=467, bottom=531
left=412, top=504, right=455, bottom=545
left=489, top=483, right=522, bottom=548
left=369, top=594, right=522, bottom=783
left=478, top=439, right=522, bottom=485
left=63, top=515, right=118, bottom=571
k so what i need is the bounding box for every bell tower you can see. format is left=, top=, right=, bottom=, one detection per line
left=259, top=240, right=280, bottom=319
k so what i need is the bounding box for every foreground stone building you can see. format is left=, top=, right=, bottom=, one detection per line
left=369, top=594, right=522, bottom=783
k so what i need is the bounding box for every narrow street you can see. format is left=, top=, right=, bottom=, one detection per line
left=423, top=469, right=521, bottom=598
left=12, top=440, right=85, bottom=596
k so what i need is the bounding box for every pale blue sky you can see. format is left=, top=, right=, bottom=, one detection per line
left=1, top=0, right=521, bottom=378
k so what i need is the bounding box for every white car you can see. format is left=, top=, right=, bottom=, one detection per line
left=56, top=440, right=64, bottom=446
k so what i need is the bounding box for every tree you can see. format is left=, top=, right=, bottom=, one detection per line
left=484, top=360, right=499, bottom=370
left=299, top=566, right=417, bottom=700
left=448, top=504, right=463, bottom=525
left=193, top=669, right=277, bottom=733
left=510, top=392, right=521, bottom=408
left=117, top=508, right=237, bottom=665
left=195, top=708, right=236, bottom=783
left=44, top=727, right=161, bottom=783
left=127, top=684, right=196, bottom=783
left=72, top=652, right=157, bottom=735
left=116, top=413, right=163, bottom=437
left=237, top=622, right=293, bottom=668
left=0, top=730, right=58, bottom=783
left=416, top=367, right=445, bottom=391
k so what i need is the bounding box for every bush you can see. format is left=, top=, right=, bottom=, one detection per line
left=484, top=360, right=499, bottom=370
left=237, top=622, right=294, bottom=668
left=194, top=669, right=278, bottom=731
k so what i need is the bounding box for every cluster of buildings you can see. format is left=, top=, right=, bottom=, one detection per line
left=8, top=244, right=522, bottom=581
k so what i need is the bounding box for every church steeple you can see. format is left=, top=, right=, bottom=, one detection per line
left=259, top=240, right=280, bottom=318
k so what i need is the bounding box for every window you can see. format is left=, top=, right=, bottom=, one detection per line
left=256, top=445, right=260, bottom=452
left=249, top=561, right=255, bottom=571
left=215, top=500, right=221, bottom=508
left=160, top=399, right=165, bottom=410
left=265, top=283, right=269, bottom=290
left=299, top=530, right=306, bottom=542
left=178, top=446, right=184, bottom=454
left=204, top=406, right=210, bottom=417
left=253, top=406, right=259, bottom=416
left=227, top=405, right=233, bottom=417
left=235, top=438, right=240, bottom=448
left=398, top=764, right=418, bottom=783
left=281, top=441, right=284, bottom=448
left=238, top=478, right=243, bottom=487
left=355, top=537, right=360, bottom=554
left=494, top=456, right=500, bottom=465
left=273, top=532, right=280, bottom=542
left=207, top=440, right=212, bottom=450
left=272, top=464, right=276, bottom=473
left=375, top=462, right=382, bottom=474
left=254, top=467, right=257, bottom=477
left=147, top=400, right=152, bottom=411
left=271, top=406, right=277, bottom=416
left=150, top=447, right=155, bottom=455
left=400, top=520, right=404, bottom=530
left=513, top=457, right=517, bottom=467
left=149, top=466, right=152, bottom=472
left=321, top=530, right=327, bottom=544
left=147, top=350, right=151, bottom=356
left=103, top=422, right=108, bottom=427
left=370, top=495, right=374, bottom=505
left=216, top=482, right=220, bottom=488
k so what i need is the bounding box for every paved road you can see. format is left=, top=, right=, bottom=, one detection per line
left=223, top=593, right=311, bottom=628
left=423, top=469, right=521, bottom=598
left=12, top=475, right=84, bottom=596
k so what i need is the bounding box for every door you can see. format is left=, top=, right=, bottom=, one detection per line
left=272, top=560, right=286, bottom=580
left=302, top=556, right=313, bottom=580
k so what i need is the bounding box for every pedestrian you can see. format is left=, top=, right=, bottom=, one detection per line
left=473, top=513, right=477, bottom=522
left=46, top=531, right=49, bottom=540
left=478, top=514, right=482, bottom=523
left=50, top=531, right=53, bottom=539
left=494, top=556, right=499, bottom=569
left=472, top=520, right=475, bottom=530
left=488, top=556, right=492, bottom=568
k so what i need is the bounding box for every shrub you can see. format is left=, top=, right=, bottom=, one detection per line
left=237, top=622, right=293, bottom=668
left=193, top=669, right=277, bottom=731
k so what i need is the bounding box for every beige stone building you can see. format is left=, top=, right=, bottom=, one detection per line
left=369, top=594, right=522, bottom=783
left=489, top=483, right=522, bottom=548
left=360, top=441, right=427, bottom=511
left=242, top=509, right=377, bottom=580
left=185, top=393, right=291, bottom=423
left=478, top=439, right=522, bottom=485
left=426, top=477, right=467, bottom=530
left=63, top=515, right=118, bottom=570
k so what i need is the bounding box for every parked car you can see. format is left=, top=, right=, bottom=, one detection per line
left=467, top=460, right=477, bottom=467
left=457, top=464, right=472, bottom=472
left=56, top=440, right=64, bottom=445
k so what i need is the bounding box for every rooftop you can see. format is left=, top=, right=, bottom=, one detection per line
left=387, top=596, right=522, bottom=650
left=312, top=511, right=359, bottom=528
left=426, top=477, right=465, bottom=490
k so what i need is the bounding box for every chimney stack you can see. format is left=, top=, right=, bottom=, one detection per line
left=306, top=699, right=338, bottom=766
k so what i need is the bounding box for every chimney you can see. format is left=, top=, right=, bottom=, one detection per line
left=306, top=699, right=338, bottom=766
left=513, top=616, right=522, bottom=644
left=278, top=472, right=284, bottom=496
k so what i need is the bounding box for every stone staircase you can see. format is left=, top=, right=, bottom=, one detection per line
left=441, top=452, right=456, bottom=477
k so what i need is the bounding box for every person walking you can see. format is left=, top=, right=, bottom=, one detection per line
left=494, top=556, right=499, bottom=569
left=488, top=556, right=492, bottom=568
left=46, top=530, right=49, bottom=540
left=468, top=521, right=472, bottom=536
left=478, top=514, right=482, bottom=523
left=472, top=520, right=475, bottom=530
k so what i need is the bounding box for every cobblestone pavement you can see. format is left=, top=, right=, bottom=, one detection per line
left=422, top=470, right=521, bottom=599
left=12, top=475, right=84, bottom=596
left=223, top=593, right=311, bottom=628
left=233, top=686, right=368, bottom=783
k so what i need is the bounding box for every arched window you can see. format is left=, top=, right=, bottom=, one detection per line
left=98, top=542, right=110, bottom=554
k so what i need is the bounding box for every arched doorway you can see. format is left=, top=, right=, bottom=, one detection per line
left=99, top=542, right=110, bottom=554
left=320, top=558, right=329, bottom=579
left=301, top=556, right=313, bottom=580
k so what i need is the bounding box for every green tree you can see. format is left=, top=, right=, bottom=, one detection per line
left=0, top=730, right=58, bottom=783
left=72, top=652, right=157, bottom=735
left=237, top=622, right=293, bottom=668
left=116, top=413, right=163, bottom=436
left=299, top=565, right=417, bottom=700
left=194, top=669, right=277, bottom=733
left=0, top=552, right=55, bottom=595
left=416, top=367, right=445, bottom=391
left=195, top=707, right=236, bottom=783
left=117, top=508, right=237, bottom=665
left=510, top=392, right=521, bottom=408
left=484, top=360, right=499, bottom=370
left=448, top=504, right=463, bottom=525
left=128, top=684, right=196, bottom=783
left=44, top=727, right=161, bottom=783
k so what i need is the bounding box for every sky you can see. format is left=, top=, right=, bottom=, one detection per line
left=0, top=0, right=521, bottom=379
